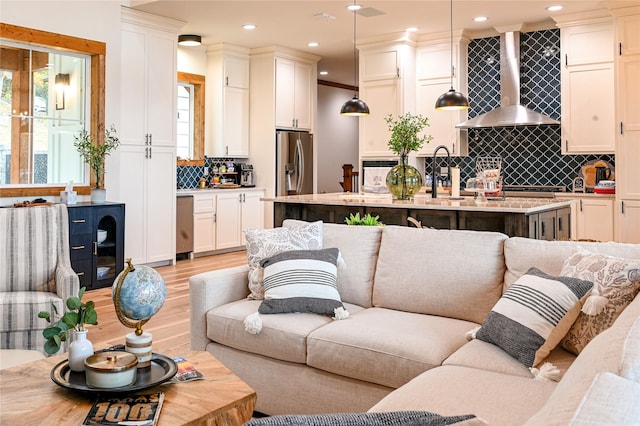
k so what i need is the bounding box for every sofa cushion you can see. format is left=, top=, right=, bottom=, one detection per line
left=307, top=307, right=477, bottom=389
left=525, top=372, right=640, bottom=426
left=524, top=294, right=640, bottom=425
left=0, top=205, right=58, bottom=292
left=206, top=299, right=364, bottom=364
left=621, top=315, right=640, bottom=383
left=559, top=248, right=640, bottom=354
left=0, top=291, right=65, bottom=333
left=245, top=411, right=486, bottom=426
left=369, top=365, right=557, bottom=426
left=443, top=338, right=576, bottom=379
left=504, top=237, right=640, bottom=290
left=244, top=221, right=323, bottom=300
left=373, top=226, right=508, bottom=324
left=284, top=221, right=383, bottom=308
left=475, top=267, right=592, bottom=368
left=259, top=248, right=344, bottom=315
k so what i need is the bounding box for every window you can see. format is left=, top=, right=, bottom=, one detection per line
left=176, top=72, right=204, bottom=167
left=0, top=23, right=106, bottom=197
left=177, top=81, right=194, bottom=160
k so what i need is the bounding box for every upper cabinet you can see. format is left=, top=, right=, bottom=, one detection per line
left=206, top=44, right=250, bottom=158
left=359, top=41, right=416, bottom=158
left=275, top=57, right=313, bottom=130
left=415, top=36, right=469, bottom=157
left=556, top=15, right=615, bottom=154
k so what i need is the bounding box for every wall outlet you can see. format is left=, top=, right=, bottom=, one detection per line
left=204, top=167, right=208, bottom=175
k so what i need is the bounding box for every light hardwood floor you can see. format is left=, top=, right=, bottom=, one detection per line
left=88, top=250, right=247, bottom=355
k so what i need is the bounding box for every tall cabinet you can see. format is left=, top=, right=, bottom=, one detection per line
left=206, top=44, right=250, bottom=158
left=612, top=6, right=640, bottom=243
left=110, top=7, right=182, bottom=265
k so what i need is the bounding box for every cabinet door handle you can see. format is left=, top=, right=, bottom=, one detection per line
left=553, top=217, right=557, bottom=240
left=397, top=67, right=400, bottom=78
left=226, top=146, right=229, bottom=156
left=622, top=201, right=625, bottom=214
left=72, top=219, right=86, bottom=223
left=619, top=42, right=623, bottom=56
left=93, top=242, right=98, bottom=256
left=77, top=272, right=85, bottom=277
left=565, top=140, right=568, bottom=151
left=541, top=221, right=545, bottom=238
left=620, top=122, right=624, bottom=135
left=149, top=146, right=152, bottom=159
left=558, top=217, right=563, bottom=232
left=71, top=245, right=85, bottom=250
left=580, top=199, right=583, bottom=212
left=225, top=76, right=229, bottom=86
left=213, top=212, right=217, bottom=222
left=565, top=54, right=568, bottom=66
left=149, top=133, right=152, bottom=145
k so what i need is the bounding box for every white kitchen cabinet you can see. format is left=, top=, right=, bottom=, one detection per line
left=114, top=7, right=181, bottom=266
left=617, top=200, right=640, bottom=244
left=120, top=8, right=178, bottom=148
left=193, top=192, right=216, bottom=254
left=558, top=17, right=615, bottom=154
left=206, top=45, right=250, bottom=158
left=577, top=197, right=614, bottom=242
left=359, top=42, right=416, bottom=158
left=415, top=38, right=469, bottom=156
left=275, top=58, right=313, bottom=130
left=216, top=189, right=265, bottom=249
left=115, top=145, right=176, bottom=265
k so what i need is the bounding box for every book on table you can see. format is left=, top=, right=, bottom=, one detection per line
left=82, top=392, right=164, bottom=426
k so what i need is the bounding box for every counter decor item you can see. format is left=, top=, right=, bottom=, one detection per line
left=112, top=258, right=166, bottom=367
left=384, top=113, right=433, bottom=200
left=37, top=287, right=98, bottom=367
left=581, top=159, right=615, bottom=191
left=73, top=124, right=120, bottom=203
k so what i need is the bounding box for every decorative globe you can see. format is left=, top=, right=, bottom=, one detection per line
left=112, top=259, right=166, bottom=335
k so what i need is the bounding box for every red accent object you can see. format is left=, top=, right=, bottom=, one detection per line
left=594, top=187, right=615, bottom=194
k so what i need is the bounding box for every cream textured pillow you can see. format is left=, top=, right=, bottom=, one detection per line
left=560, top=248, right=640, bottom=355
left=244, top=221, right=322, bottom=299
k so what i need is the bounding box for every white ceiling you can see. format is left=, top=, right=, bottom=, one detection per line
left=129, top=1, right=609, bottom=85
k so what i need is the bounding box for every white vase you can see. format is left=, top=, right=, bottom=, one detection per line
left=91, top=188, right=106, bottom=204
left=68, top=329, right=94, bottom=372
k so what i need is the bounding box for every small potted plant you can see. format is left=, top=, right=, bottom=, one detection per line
left=74, top=124, right=119, bottom=203
left=385, top=113, right=433, bottom=200
left=344, top=212, right=384, bottom=226
left=38, top=287, right=98, bottom=370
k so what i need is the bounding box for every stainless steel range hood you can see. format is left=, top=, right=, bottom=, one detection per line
left=456, top=31, right=560, bottom=129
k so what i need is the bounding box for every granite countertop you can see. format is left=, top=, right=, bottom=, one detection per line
left=263, top=192, right=576, bottom=214
left=554, top=192, right=615, bottom=199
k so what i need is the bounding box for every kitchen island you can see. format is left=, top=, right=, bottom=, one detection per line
left=264, top=193, right=576, bottom=240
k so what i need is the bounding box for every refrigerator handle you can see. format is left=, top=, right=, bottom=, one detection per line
left=296, top=138, right=304, bottom=193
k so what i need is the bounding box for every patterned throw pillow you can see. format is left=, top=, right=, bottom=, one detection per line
left=259, top=248, right=344, bottom=315
left=244, top=221, right=322, bottom=299
left=475, top=267, right=593, bottom=368
left=560, top=248, right=640, bottom=355
left=244, top=411, right=485, bottom=426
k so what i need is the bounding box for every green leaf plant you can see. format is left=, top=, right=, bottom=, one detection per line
left=345, top=212, right=384, bottom=226
left=385, top=113, right=433, bottom=157
left=74, top=124, right=120, bottom=189
left=38, top=287, right=98, bottom=355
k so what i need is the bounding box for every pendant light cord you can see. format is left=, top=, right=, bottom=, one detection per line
left=353, top=1, right=358, bottom=97
left=449, top=0, right=454, bottom=90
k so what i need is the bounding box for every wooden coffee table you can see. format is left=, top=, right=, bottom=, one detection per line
left=0, top=349, right=256, bottom=425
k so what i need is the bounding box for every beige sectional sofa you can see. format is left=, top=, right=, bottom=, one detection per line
left=189, top=221, right=640, bottom=425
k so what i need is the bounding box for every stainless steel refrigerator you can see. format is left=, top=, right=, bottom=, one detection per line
left=276, top=130, right=313, bottom=195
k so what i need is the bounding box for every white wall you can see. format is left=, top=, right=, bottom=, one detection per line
left=177, top=45, right=207, bottom=74
left=316, top=84, right=359, bottom=193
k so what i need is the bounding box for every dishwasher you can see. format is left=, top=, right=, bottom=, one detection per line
left=176, top=195, right=194, bottom=258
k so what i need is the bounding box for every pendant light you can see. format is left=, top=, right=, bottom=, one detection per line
left=340, top=1, right=370, bottom=116
left=435, top=0, right=469, bottom=110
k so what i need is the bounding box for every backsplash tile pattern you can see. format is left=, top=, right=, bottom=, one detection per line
left=427, top=28, right=615, bottom=191
left=177, top=157, right=240, bottom=189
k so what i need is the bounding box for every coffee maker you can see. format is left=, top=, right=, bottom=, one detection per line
left=240, top=163, right=255, bottom=187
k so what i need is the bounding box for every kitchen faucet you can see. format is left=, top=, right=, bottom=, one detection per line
left=431, top=145, right=451, bottom=199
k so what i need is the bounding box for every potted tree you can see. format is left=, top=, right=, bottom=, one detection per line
left=38, top=287, right=98, bottom=371
left=74, top=124, right=119, bottom=203
left=384, top=113, right=433, bottom=200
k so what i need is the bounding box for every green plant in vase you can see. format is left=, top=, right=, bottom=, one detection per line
left=385, top=113, right=433, bottom=200
left=74, top=124, right=119, bottom=203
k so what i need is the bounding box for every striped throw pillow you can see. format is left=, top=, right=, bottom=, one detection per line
left=476, top=267, right=593, bottom=368
left=259, top=248, right=344, bottom=315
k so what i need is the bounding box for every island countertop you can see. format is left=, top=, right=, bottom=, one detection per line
left=263, top=192, right=575, bottom=214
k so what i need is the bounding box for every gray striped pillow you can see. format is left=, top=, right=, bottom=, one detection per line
left=258, top=248, right=343, bottom=315
left=476, top=267, right=593, bottom=368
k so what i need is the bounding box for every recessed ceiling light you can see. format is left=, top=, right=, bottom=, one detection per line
left=308, top=42, right=319, bottom=47
left=243, top=24, right=256, bottom=30
left=406, top=27, right=419, bottom=32
left=546, top=5, right=563, bottom=12
left=347, top=4, right=361, bottom=11
left=473, top=16, right=488, bottom=22
left=319, top=71, right=328, bottom=76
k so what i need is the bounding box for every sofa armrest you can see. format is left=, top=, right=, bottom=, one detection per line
left=55, top=263, right=80, bottom=304
left=189, top=264, right=250, bottom=350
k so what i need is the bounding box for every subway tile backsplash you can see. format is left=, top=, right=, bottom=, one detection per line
left=426, top=28, right=615, bottom=190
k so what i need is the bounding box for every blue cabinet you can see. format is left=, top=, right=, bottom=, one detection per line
left=67, top=202, right=125, bottom=290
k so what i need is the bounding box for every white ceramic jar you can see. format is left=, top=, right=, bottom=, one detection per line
left=84, top=351, right=137, bottom=388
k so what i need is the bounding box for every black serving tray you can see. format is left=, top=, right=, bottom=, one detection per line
left=50, top=353, right=178, bottom=394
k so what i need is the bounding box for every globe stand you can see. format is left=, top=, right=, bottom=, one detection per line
left=113, top=258, right=166, bottom=369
